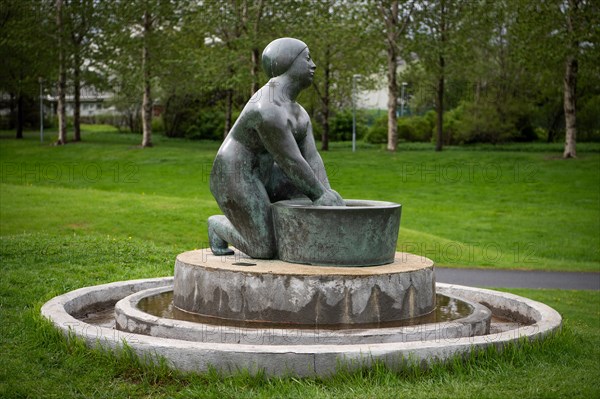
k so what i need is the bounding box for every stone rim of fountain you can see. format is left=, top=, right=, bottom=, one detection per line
left=114, top=285, right=492, bottom=345
left=272, top=199, right=401, bottom=210
left=41, top=276, right=562, bottom=377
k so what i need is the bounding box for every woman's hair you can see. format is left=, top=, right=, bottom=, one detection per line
left=262, top=38, right=308, bottom=78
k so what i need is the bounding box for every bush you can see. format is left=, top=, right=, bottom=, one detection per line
left=447, top=102, right=506, bottom=144
left=162, top=95, right=225, bottom=140
left=183, top=108, right=225, bottom=141
left=365, top=114, right=388, bottom=144
left=512, top=115, right=537, bottom=142
left=578, top=95, right=600, bottom=142
left=366, top=113, right=433, bottom=144
left=447, top=101, right=540, bottom=144
left=398, top=114, right=434, bottom=142
left=151, top=117, right=164, bottom=133
left=328, top=109, right=368, bottom=141
left=93, top=114, right=125, bottom=130
left=442, top=105, right=465, bottom=144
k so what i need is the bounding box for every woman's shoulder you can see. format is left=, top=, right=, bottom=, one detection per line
left=243, top=100, right=285, bottom=127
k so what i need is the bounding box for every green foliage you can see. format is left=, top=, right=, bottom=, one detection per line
left=578, top=95, right=600, bottom=142
left=0, top=1, right=55, bottom=107
left=400, top=98, right=545, bottom=146
left=444, top=101, right=539, bottom=145
left=366, top=113, right=434, bottom=144
left=162, top=95, right=224, bottom=140
left=437, top=105, right=468, bottom=145
left=328, top=109, right=368, bottom=141
left=398, top=113, right=434, bottom=142
left=183, top=109, right=226, bottom=141
left=0, top=96, right=39, bottom=129
left=291, top=1, right=380, bottom=140
left=1, top=0, right=598, bottom=150
left=366, top=114, right=388, bottom=144
left=151, top=117, right=164, bottom=133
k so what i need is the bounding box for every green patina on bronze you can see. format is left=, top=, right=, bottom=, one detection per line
left=208, top=38, right=401, bottom=266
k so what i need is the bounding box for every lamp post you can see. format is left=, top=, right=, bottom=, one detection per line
left=352, top=74, right=362, bottom=153
left=400, top=82, right=408, bottom=117
left=38, top=77, right=44, bottom=143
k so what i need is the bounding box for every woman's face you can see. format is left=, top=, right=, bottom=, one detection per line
left=286, top=48, right=317, bottom=89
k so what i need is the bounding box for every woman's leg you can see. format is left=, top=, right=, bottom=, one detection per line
left=208, top=178, right=276, bottom=259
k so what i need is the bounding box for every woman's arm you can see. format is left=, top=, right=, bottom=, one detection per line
left=258, top=109, right=327, bottom=202
left=300, top=122, right=332, bottom=190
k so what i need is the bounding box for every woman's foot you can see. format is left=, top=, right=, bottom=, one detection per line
left=208, top=223, right=234, bottom=256
left=211, top=246, right=235, bottom=256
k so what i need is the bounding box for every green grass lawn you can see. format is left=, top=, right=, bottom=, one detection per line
left=1, top=127, right=598, bottom=271
left=0, top=232, right=598, bottom=398
left=0, top=127, right=599, bottom=397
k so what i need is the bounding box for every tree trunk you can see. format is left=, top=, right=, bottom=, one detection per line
left=547, top=105, right=563, bottom=143
left=435, top=0, right=446, bottom=151
left=73, top=52, right=81, bottom=142
left=250, top=0, right=264, bottom=95
left=435, top=72, right=444, bottom=151
left=128, top=111, right=135, bottom=133
left=224, top=89, right=233, bottom=138
left=386, top=44, right=398, bottom=152
left=56, top=0, right=67, bottom=145
left=380, top=0, right=404, bottom=152
left=16, top=92, right=24, bottom=139
left=562, top=0, right=579, bottom=159
left=378, top=0, right=415, bottom=151
left=251, top=47, right=260, bottom=95
left=9, top=92, right=16, bottom=130
left=321, top=50, right=331, bottom=151
left=141, top=10, right=153, bottom=148
left=321, top=104, right=330, bottom=151
left=562, top=55, right=577, bottom=158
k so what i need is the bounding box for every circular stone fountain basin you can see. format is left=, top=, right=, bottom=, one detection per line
left=271, top=199, right=401, bottom=266
left=41, top=276, right=562, bottom=377
left=115, top=286, right=491, bottom=345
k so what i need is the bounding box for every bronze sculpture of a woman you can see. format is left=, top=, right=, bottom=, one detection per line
left=208, top=37, right=344, bottom=258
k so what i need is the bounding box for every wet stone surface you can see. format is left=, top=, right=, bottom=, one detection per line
left=75, top=302, right=116, bottom=328
left=173, top=251, right=436, bottom=325
left=76, top=298, right=525, bottom=336
left=139, top=291, right=471, bottom=330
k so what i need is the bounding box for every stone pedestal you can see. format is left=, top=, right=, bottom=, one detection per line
left=173, top=250, right=435, bottom=326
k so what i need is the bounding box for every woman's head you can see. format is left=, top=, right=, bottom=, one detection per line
left=262, top=38, right=310, bottom=78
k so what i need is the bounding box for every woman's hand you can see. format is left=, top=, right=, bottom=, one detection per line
left=314, top=189, right=345, bottom=206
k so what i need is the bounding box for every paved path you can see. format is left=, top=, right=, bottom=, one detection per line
left=436, top=267, right=600, bottom=290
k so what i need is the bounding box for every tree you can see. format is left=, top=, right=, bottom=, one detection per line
left=189, top=0, right=281, bottom=138
left=248, top=0, right=265, bottom=95
left=377, top=0, right=415, bottom=152
left=410, top=0, right=469, bottom=151
left=56, top=0, right=68, bottom=145
left=140, top=8, right=153, bottom=147
left=562, top=0, right=581, bottom=158
left=290, top=1, right=378, bottom=150
left=512, top=0, right=598, bottom=158
left=0, top=1, right=54, bottom=139
left=64, top=0, right=96, bottom=142
left=99, top=0, right=180, bottom=147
